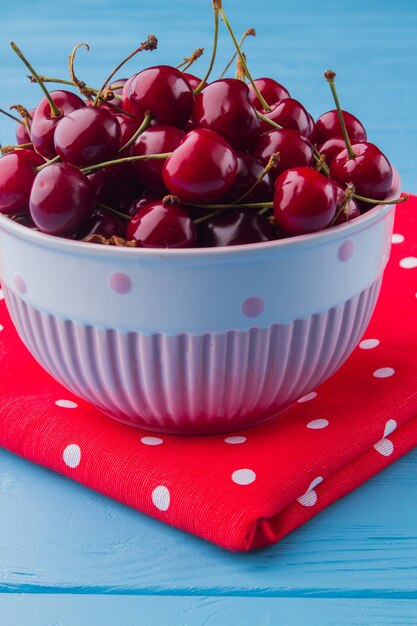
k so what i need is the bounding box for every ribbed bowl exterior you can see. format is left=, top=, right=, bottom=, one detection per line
left=3, top=278, right=381, bottom=434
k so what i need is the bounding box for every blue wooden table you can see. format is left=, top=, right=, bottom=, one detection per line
left=1, top=1, right=417, bottom=623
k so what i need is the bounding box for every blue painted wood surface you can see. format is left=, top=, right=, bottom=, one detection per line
left=1, top=0, right=417, bottom=623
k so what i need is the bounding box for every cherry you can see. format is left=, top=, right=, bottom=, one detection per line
left=273, top=167, right=337, bottom=235
left=102, top=113, right=142, bottom=181
left=317, top=137, right=347, bottom=166
left=162, top=128, right=238, bottom=202
left=30, top=163, right=95, bottom=235
left=123, top=66, right=194, bottom=127
left=258, top=98, right=313, bottom=137
left=220, top=152, right=274, bottom=204
left=121, top=74, right=137, bottom=114
left=312, top=109, right=367, bottom=146
left=247, top=77, right=290, bottom=111
left=79, top=208, right=125, bottom=240
left=182, top=72, right=203, bottom=90
left=0, top=149, right=44, bottom=215
left=331, top=181, right=360, bottom=225
left=16, top=108, right=35, bottom=145
left=192, top=78, right=259, bottom=150
left=131, top=125, right=185, bottom=191
left=117, top=178, right=147, bottom=213
left=253, top=128, right=315, bottom=180
left=30, top=90, right=85, bottom=159
left=54, top=106, right=121, bottom=167
left=127, top=193, right=161, bottom=217
left=330, top=142, right=393, bottom=200
left=126, top=200, right=196, bottom=248
left=87, top=169, right=120, bottom=208
left=197, top=209, right=278, bottom=247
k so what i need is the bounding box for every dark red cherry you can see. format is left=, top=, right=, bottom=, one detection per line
left=317, top=137, right=347, bottom=166
left=248, top=77, right=290, bottom=110
left=30, top=90, right=85, bottom=159
left=192, top=79, right=259, bottom=150
left=126, top=200, right=196, bottom=248
left=312, top=110, right=367, bottom=145
left=124, top=66, right=194, bottom=127
left=182, top=73, right=203, bottom=90
left=117, top=177, right=147, bottom=213
left=121, top=74, right=137, bottom=114
left=197, top=209, right=278, bottom=247
left=16, top=108, right=35, bottom=145
left=104, top=113, right=140, bottom=181
left=127, top=193, right=161, bottom=217
left=330, top=142, right=393, bottom=200
left=131, top=125, right=185, bottom=191
left=0, top=149, right=44, bottom=215
left=220, top=152, right=274, bottom=204
left=87, top=169, right=120, bottom=208
left=29, top=163, right=95, bottom=236
left=253, top=128, right=315, bottom=180
left=259, top=98, right=313, bottom=137
left=273, top=167, right=337, bottom=234
left=54, top=106, right=121, bottom=167
left=79, top=208, right=125, bottom=240
left=331, top=181, right=360, bottom=225
left=162, top=128, right=238, bottom=203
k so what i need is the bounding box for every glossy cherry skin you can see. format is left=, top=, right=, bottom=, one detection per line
left=331, top=181, right=360, bottom=225
left=317, top=137, right=347, bottom=166
left=182, top=73, right=202, bottom=90
left=31, top=90, right=85, bottom=159
left=162, top=128, right=238, bottom=203
left=54, top=106, right=121, bottom=167
left=0, top=149, right=44, bottom=215
left=123, top=66, right=194, bottom=127
left=79, top=208, right=125, bottom=240
left=273, top=167, right=337, bottom=235
left=29, top=163, right=95, bottom=236
left=126, top=200, right=196, bottom=248
left=330, top=142, right=393, bottom=200
left=192, top=79, right=259, bottom=150
left=220, top=152, right=274, bottom=204
left=121, top=75, right=137, bottom=115
left=197, top=209, right=278, bottom=247
left=127, top=193, right=161, bottom=217
left=131, top=125, right=185, bottom=191
left=312, top=109, right=367, bottom=146
left=248, top=77, right=290, bottom=111
left=259, top=98, right=313, bottom=138
left=253, top=128, right=315, bottom=180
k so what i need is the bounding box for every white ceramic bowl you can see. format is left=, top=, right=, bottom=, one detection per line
left=0, top=172, right=399, bottom=434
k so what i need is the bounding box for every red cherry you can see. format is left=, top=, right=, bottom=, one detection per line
left=317, top=137, right=347, bottom=166
left=162, top=128, right=238, bottom=203
left=127, top=193, right=161, bottom=217
left=121, top=75, right=137, bottom=114
left=330, top=142, right=393, bottom=200
left=220, top=152, right=274, bottom=204
left=273, top=167, right=337, bottom=234
left=0, top=149, right=44, bottom=215
left=29, top=163, right=95, bottom=236
left=192, top=79, right=259, bottom=150
left=312, top=109, right=367, bottom=145
left=30, top=90, right=85, bottom=159
left=87, top=169, right=120, bottom=208
left=126, top=200, right=196, bottom=248
left=182, top=73, right=202, bottom=90
left=54, top=106, right=121, bottom=167
left=248, top=77, right=290, bottom=110
left=252, top=128, right=315, bottom=180
left=131, top=125, right=185, bottom=191
left=197, top=209, right=278, bottom=247
left=123, top=66, right=194, bottom=127
left=79, top=208, right=125, bottom=240
left=331, top=181, right=360, bottom=225
left=103, top=113, right=141, bottom=181
left=16, top=109, right=35, bottom=145
left=259, top=98, right=313, bottom=137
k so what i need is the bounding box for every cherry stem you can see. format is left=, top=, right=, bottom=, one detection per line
left=1, top=142, right=33, bottom=155
left=235, top=53, right=247, bottom=81
left=194, top=3, right=219, bottom=95
left=324, top=70, right=355, bottom=160
left=353, top=192, right=409, bottom=205
left=186, top=199, right=273, bottom=211
left=219, top=27, right=256, bottom=79
left=329, top=182, right=355, bottom=226
left=68, top=43, right=95, bottom=101
left=118, top=111, right=152, bottom=153
left=234, top=152, right=280, bottom=204
left=35, top=155, right=61, bottom=172
left=80, top=152, right=172, bottom=174
left=97, top=202, right=131, bottom=222
left=256, top=110, right=331, bottom=176
left=176, top=48, right=204, bottom=72
left=10, top=41, right=61, bottom=118
left=218, top=5, right=270, bottom=111
left=0, top=108, right=23, bottom=124
left=94, top=34, right=158, bottom=106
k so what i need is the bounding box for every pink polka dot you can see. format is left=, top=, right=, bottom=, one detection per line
left=14, top=274, right=26, bottom=294
left=242, top=296, right=265, bottom=318
left=338, top=239, right=355, bottom=262
left=108, top=272, right=132, bottom=294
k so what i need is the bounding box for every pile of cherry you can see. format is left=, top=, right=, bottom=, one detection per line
left=0, top=13, right=402, bottom=249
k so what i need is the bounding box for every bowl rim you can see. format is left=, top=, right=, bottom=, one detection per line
left=0, top=169, right=401, bottom=260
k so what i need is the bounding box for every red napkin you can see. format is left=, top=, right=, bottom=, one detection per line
left=1, top=196, right=416, bottom=552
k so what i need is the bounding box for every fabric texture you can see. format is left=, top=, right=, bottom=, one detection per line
left=0, top=196, right=416, bottom=551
